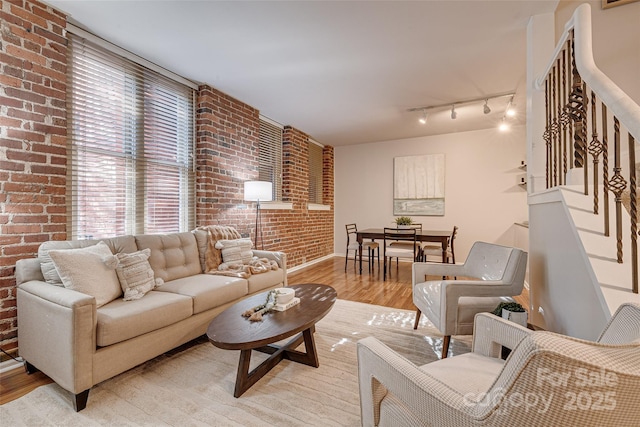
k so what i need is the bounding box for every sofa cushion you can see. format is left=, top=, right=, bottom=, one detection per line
left=96, top=291, right=193, bottom=347
left=419, top=352, right=505, bottom=401
left=135, top=232, right=201, bottom=283
left=39, top=235, right=137, bottom=285
left=155, top=274, right=248, bottom=314
left=216, top=238, right=254, bottom=265
left=48, top=241, right=122, bottom=308
left=115, top=249, right=163, bottom=301
left=247, top=268, right=285, bottom=294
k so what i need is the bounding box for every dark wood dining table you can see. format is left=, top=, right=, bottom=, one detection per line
left=356, top=228, right=451, bottom=273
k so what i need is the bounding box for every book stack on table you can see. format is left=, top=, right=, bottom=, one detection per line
left=273, top=297, right=300, bottom=311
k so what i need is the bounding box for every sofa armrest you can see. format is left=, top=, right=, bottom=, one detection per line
left=252, top=250, right=287, bottom=286
left=412, top=262, right=466, bottom=285
left=17, top=281, right=96, bottom=395
left=357, top=336, right=474, bottom=426
left=441, top=279, right=514, bottom=303
left=18, top=280, right=95, bottom=309
left=472, top=312, right=532, bottom=358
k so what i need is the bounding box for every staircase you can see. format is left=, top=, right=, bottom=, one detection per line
left=527, top=4, right=639, bottom=340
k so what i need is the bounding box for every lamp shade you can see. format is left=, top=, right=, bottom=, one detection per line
left=244, top=181, right=273, bottom=202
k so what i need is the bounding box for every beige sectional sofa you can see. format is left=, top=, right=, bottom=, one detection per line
left=15, top=228, right=287, bottom=411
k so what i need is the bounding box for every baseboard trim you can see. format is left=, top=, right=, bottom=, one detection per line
left=0, top=358, right=24, bottom=374
left=287, top=254, right=336, bottom=273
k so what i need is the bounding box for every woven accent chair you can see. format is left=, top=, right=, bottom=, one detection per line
left=413, top=241, right=528, bottom=358
left=421, top=225, right=458, bottom=263
left=383, top=227, right=417, bottom=281
left=345, top=224, right=379, bottom=272
left=357, top=302, right=640, bottom=427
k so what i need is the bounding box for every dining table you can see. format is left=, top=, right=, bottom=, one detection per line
left=356, top=228, right=452, bottom=274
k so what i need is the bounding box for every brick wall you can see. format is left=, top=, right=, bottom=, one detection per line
left=0, top=2, right=334, bottom=354
left=278, top=127, right=334, bottom=265
left=196, top=88, right=334, bottom=266
left=0, top=0, right=68, bottom=356
left=195, top=84, right=260, bottom=232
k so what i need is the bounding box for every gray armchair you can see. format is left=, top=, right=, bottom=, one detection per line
left=357, top=302, right=640, bottom=427
left=412, top=241, right=528, bottom=358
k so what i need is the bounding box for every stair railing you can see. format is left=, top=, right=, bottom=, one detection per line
left=535, top=3, right=639, bottom=293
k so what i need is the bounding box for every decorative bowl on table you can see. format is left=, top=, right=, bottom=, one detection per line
left=274, top=287, right=295, bottom=305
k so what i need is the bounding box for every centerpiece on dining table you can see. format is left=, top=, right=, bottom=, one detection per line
left=394, top=216, right=414, bottom=229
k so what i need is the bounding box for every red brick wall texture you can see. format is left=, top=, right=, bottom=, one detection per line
left=0, top=1, right=334, bottom=355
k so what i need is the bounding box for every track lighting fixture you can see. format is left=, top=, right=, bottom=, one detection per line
left=408, top=91, right=515, bottom=125
left=418, top=110, right=427, bottom=124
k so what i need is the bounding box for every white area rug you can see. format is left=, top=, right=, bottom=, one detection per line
left=0, top=299, right=471, bottom=426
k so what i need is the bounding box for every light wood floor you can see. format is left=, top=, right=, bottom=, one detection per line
left=0, top=256, right=529, bottom=405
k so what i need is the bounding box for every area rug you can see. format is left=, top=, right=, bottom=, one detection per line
left=0, top=299, right=471, bottom=426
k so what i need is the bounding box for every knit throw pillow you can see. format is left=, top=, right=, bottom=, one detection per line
left=215, top=238, right=254, bottom=265
left=48, top=241, right=122, bottom=308
left=115, top=248, right=164, bottom=301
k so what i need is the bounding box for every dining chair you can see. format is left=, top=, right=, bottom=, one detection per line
left=345, top=224, right=379, bottom=272
left=383, top=227, right=417, bottom=281
left=389, top=223, right=423, bottom=259
left=421, top=225, right=458, bottom=263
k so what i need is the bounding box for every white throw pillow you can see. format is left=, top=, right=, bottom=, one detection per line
left=39, top=250, right=63, bottom=285
left=48, top=241, right=122, bottom=308
left=214, top=238, right=254, bottom=265
left=115, top=249, right=163, bottom=301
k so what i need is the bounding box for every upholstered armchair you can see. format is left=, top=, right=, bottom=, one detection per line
left=357, top=302, right=640, bottom=427
left=412, top=241, right=528, bottom=358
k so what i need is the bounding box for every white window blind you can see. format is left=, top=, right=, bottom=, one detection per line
left=258, top=117, right=283, bottom=201
left=67, top=33, right=195, bottom=239
left=308, top=141, right=323, bottom=204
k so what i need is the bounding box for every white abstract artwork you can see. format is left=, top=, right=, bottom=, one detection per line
left=393, top=154, right=445, bottom=216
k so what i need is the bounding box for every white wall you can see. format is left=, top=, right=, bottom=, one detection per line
left=555, top=0, right=640, bottom=104
left=528, top=190, right=611, bottom=340
left=334, top=125, right=528, bottom=262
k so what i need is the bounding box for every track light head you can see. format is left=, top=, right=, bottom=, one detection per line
left=483, top=99, right=491, bottom=115
left=451, top=105, right=457, bottom=120
left=418, top=110, right=427, bottom=124
left=505, top=96, right=516, bottom=117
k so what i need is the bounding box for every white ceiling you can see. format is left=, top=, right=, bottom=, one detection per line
left=46, top=0, right=559, bottom=146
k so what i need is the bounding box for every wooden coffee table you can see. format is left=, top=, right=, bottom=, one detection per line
left=206, top=283, right=337, bottom=397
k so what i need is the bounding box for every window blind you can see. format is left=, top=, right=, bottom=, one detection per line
left=308, top=141, right=323, bottom=204
left=258, top=117, right=283, bottom=201
left=67, top=33, right=195, bottom=239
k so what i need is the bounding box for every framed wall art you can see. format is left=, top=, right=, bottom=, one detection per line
left=393, top=154, right=445, bottom=216
left=602, top=0, right=638, bottom=9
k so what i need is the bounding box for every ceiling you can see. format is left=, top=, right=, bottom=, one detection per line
left=46, top=0, right=559, bottom=146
